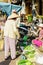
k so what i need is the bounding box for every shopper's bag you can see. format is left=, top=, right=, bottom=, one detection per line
left=0, top=40, right=4, bottom=51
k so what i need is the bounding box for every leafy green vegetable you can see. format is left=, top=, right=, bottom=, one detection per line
left=18, top=60, right=33, bottom=65
left=18, top=60, right=28, bottom=64
left=27, top=16, right=33, bottom=23
left=23, top=36, right=28, bottom=41
left=24, top=45, right=35, bottom=52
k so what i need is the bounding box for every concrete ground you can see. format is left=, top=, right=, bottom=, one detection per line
left=0, top=51, right=20, bottom=65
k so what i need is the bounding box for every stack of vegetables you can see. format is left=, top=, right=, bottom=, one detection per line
left=17, top=45, right=36, bottom=65
left=17, top=59, right=34, bottom=65
left=23, top=45, right=35, bottom=59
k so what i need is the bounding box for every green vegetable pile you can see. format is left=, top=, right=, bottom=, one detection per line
left=23, top=45, right=35, bottom=58
left=24, top=45, right=35, bottom=52
left=17, top=45, right=36, bottom=65
left=18, top=59, right=33, bottom=65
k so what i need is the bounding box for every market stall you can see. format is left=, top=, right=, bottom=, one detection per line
left=0, top=2, right=43, bottom=65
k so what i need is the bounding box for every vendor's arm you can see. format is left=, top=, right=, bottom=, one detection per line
left=39, top=30, right=43, bottom=40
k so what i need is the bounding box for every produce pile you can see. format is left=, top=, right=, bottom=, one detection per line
left=18, top=59, right=34, bottom=65
left=23, top=45, right=35, bottom=58
left=17, top=45, right=36, bottom=65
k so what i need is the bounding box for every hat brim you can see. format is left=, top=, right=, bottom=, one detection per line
left=37, top=23, right=43, bottom=28
left=8, top=13, right=19, bottom=19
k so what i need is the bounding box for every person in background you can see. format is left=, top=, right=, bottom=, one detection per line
left=4, top=10, right=20, bottom=60
left=32, top=23, right=43, bottom=47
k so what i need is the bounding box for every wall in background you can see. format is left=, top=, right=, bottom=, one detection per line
left=0, top=0, right=11, bottom=3
left=42, top=0, right=43, bottom=15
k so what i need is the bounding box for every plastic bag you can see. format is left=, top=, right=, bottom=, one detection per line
left=0, top=40, right=4, bottom=51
